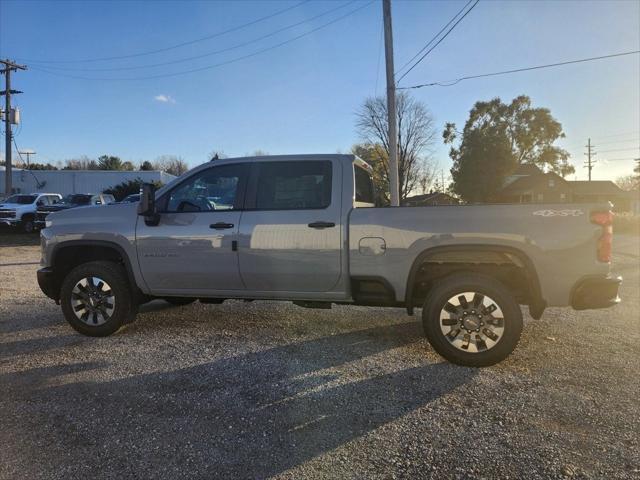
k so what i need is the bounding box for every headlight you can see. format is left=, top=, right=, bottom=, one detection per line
left=45, top=220, right=53, bottom=228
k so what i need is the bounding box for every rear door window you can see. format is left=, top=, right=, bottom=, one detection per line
left=354, top=165, right=375, bottom=205
left=253, top=161, right=332, bottom=210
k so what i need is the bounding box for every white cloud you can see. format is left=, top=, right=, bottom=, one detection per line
left=154, top=94, right=176, bottom=104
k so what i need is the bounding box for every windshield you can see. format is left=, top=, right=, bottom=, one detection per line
left=61, top=194, right=92, bottom=205
left=3, top=195, right=37, bottom=205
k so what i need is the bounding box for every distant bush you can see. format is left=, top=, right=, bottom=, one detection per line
left=614, top=212, right=640, bottom=235
left=104, top=178, right=163, bottom=201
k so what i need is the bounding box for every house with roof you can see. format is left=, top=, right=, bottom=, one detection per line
left=493, top=164, right=638, bottom=213
left=493, top=164, right=572, bottom=204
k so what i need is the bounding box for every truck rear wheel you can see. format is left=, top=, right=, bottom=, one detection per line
left=422, top=273, right=523, bottom=367
left=60, top=261, right=136, bottom=337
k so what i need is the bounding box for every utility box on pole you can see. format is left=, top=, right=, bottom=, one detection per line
left=10, top=107, right=20, bottom=125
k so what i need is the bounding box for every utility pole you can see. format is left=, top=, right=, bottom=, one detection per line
left=583, top=137, right=596, bottom=181
left=19, top=149, right=36, bottom=167
left=382, top=0, right=399, bottom=206
left=1, top=59, right=27, bottom=196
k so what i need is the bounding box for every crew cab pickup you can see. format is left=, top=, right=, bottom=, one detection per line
left=0, top=193, right=62, bottom=232
left=37, top=154, right=622, bottom=366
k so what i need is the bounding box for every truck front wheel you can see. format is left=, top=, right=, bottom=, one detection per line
left=422, top=273, right=523, bottom=367
left=21, top=215, right=35, bottom=233
left=60, top=261, right=136, bottom=336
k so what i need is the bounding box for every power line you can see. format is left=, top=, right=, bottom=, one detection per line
left=591, top=130, right=640, bottom=139
left=598, top=147, right=640, bottom=153
left=26, top=1, right=358, bottom=73
left=16, top=1, right=310, bottom=64
left=395, top=0, right=479, bottom=84
left=398, top=50, right=640, bottom=89
left=395, top=0, right=473, bottom=77
left=586, top=137, right=639, bottom=146
left=28, top=1, right=374, bottom=81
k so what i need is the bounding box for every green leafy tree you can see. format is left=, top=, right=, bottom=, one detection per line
left=448, top=128, right=517, bottom=203
left=103, top=178, right=163, bottom=201
left=139, top=160, right=154, bottom=171
left=445, top=95, right=574, bottom=201
left=121, top=161, right=135, bottom=171
left=97, top=155, right=123, bottom=170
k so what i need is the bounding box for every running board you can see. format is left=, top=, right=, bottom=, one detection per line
left=293, top=301, right=332, bottom=310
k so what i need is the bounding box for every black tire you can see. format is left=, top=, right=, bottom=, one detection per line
left=60, top=261, right=137, bottom=337
left=422, top=273, right=523, bottom=367
left=164, top=297, right=196, bottom=306
left=21, top=215, right=35, bottom=233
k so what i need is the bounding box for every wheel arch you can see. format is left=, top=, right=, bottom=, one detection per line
left=50, top=240, right=140, bottom=301
left=405, top=244, right=545, bottom=319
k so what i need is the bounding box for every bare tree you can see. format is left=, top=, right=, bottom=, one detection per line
left=355, top=92, right=436, bottom=202
left=616, top=174, right=639, bottom=191
left=63, top=155, right=99, bottom=170
left=153, top=155, right=189, bottom=176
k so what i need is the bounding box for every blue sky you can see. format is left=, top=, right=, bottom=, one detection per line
left=0, top=0, right=638, bottom=181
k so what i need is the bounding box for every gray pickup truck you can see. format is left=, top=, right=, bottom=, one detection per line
left=37, top=154, right=621, bottom=366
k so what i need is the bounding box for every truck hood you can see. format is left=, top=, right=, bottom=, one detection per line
left=38, top=203, right=83, bottom=213
left=47, top=202, right=137, bottom=224
left=0, top=202, right=33, bottom=210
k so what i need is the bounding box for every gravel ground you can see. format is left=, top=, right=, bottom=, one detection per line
left=1, top=231, right=639, bottom=479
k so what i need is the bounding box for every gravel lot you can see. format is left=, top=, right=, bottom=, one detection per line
left=1, top=231, right=639, bottom=479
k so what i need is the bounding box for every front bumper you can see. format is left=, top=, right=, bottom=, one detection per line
left=571, top=274, right=622, bottom=310
left=37, top=267, right=60, bottom=302
left=0, top=219, right=19, bottom=226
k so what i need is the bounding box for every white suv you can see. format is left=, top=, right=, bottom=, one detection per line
left=0, top=193, right=62, bottom=233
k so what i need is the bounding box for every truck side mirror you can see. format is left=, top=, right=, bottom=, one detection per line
left=138, top=183, right=156, bottom=216
left=138, top=183, right=160, bottom=226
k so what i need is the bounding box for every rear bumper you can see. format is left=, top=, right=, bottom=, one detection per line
left=571, top=274, right=622, bottom=310
left=37, top=267, right=59, bottom=302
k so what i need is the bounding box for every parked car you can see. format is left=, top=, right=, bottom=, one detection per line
left=119, top=193, right=140, bottom=203
left=35, top=193, right=116, bottom=229
left=37, top=154, right=622, bottom=366
left=0, top=193, right=62, bottom=232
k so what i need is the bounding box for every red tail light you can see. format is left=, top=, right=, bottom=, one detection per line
left=591, top=210, right=613, bottom=263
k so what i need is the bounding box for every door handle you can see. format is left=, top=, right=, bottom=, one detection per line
left=210, top=222, right=234, bottom=229
left=308, top=221, right=335, bottom=229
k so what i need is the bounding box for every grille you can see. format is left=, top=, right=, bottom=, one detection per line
left=0, top=210, right=16, bottom=219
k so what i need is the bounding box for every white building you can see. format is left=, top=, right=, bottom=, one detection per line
left=0, top=168, right=176, bottom=196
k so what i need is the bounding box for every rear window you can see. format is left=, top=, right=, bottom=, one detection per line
left=255, top=161, right=332, bottom=210
left=63, top=194, right=92, bottom=205
left=354, top=165, right=375, bottom=204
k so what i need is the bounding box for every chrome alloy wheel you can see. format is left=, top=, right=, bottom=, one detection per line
left=439, top=291, right=505, bottom=353
left=70, top=276, right=116, bottom=326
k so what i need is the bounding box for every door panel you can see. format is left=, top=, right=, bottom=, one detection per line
left=238, top=160, right=342, bottom=292
left=136, top=163, right=248, bottom=294
left=136, top=211, right=243, bottom=292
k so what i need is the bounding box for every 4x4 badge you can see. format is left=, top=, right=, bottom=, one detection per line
left=533, top=209, right=584, bottom=217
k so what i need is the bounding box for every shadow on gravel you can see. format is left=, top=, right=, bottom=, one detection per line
left=0, top=229, right=40, bottom=247
left=0, top=334, right=85, bottom=359
left=0, top=323, right=476, bottom=478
